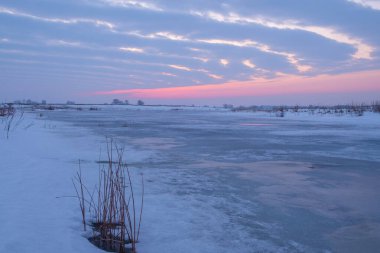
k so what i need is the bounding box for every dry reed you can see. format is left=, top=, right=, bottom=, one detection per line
left=73, top=140, right=144, bottom=253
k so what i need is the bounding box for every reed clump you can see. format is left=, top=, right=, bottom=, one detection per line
left=73, top=140, right=144, bottom=253
left=1, top=104, right=24, bottom=139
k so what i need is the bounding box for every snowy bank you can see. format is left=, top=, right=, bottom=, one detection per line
left=0, top=113, right=105, bottom=253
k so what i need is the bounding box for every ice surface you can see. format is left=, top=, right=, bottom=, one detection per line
left=1, top=108, right=380, bottom=252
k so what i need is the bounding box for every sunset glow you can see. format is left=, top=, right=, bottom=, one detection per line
left=94, top=70, right=380, bottom=103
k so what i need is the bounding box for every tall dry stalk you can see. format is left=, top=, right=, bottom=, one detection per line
left=73, top=140, right=144, bottom=253
left=72, top=161, right=86, bottom=231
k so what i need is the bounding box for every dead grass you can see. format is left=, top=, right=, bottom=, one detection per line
left=73, top=140, right=144, bottom=253
left=1, top=104, right=24, bottom=139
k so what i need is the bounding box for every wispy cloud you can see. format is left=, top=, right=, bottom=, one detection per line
left=347, top=0, right=380, bottom=10
left=47, top=40, right=82, bottom=47
left=0, top=6, right=115, bottom=29
left=198, top=38, right=257, bottom=47
left=168, top=64, right=223, bottom=80
left=98, top=0, right=162, bottom=11
left=149, top=31, right=188, bottom=41
left=198, top=38, right=311, bottom=72
left=126, top=28, right=311, bottom=72
left=168, top=64, right=192, bottom=71
left=192, top=11, right=374, bottom=60
left=188, top=47, right=208, bottom=53
left=128, top=31, right=189, bottom=41
left=193, top=57, right=209, bottom=63
left=161, top=72, right=177, bottom=77
left=220, top=59, right=229, bottom=66
left=119, top=47, right=144, bottom=53
left=208, top=73, right=223, bottom=79
left=242, top=59, right=256, bottom=69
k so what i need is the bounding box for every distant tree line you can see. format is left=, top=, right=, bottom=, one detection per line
left=111, top=99, right=144, bottom=106
left=229, top=101, right=380, bottom=117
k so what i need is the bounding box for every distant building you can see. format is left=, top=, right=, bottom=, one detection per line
left=137, top=100, right=144, bottom=106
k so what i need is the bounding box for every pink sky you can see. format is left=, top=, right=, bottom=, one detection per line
left=93, top=69, right=380, bottom=105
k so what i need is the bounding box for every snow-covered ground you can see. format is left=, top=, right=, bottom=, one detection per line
left=0, top=113, right=105, bottom=253
left=1, top=107, right=380, bottom=253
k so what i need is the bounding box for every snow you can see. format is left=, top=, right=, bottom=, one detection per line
left=1, top=108, right=380, bottom=253
left=0, top=114, right=104, bottom=253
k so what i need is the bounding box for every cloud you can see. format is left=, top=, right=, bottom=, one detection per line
left=128, top=32, right=309, bottom=73
left=119, top=47, right=144, bottom=53
left=0, top=6, right=115, bottom=30
left=192, top=11, right=374, bottom=60
left=347, top=0, right=380, bottom=10
left=193, top=57, right=209, bottom=63
left=128, top=31, right=189, bottom=41
left=242, top=59, right=255, bottom=68
left=197, top=38, right=257, bottom=47
left=220, top=59, right=229, bottom=66
left=98, top=0, right=162, bottom=11
left=126, top=28, right=312, bottom=73
left=208, top=73, right=223, bottom=79
left=161, top=72, right=177, bottom=77
left=168, top=64, right=192, bottom=71
left=168, top=64, right=223, bottom=80
left=143, top=31, right=188, bottom=41
left=188, top=47, right=208, bottom=53
left=47, top=40, right=82, bottom=47
left=198, top=38, right=311, bottom=72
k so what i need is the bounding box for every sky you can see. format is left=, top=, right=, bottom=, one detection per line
left=1, top=0, right=380, bottom=105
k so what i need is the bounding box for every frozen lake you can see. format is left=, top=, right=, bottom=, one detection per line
left=43, top=107, right=380, bottom=253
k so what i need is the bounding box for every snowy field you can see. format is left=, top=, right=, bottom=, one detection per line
left=1, top=106, right=380, bottom=253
